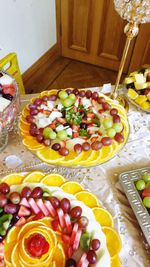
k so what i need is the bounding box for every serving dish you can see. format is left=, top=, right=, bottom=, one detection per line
left=119, top=167, right=150, bottom=246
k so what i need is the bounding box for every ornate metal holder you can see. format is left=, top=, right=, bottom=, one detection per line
left=111, top=0, right=150, bottom=99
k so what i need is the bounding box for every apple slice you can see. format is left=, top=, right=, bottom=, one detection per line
left=44, top=200, right=56, bottom=217
left=20, top=198, right=30, bottom=208
left=57, top=208, right=65, bottom=229
left=64, top=213, right=72, bottom=234
left=28, top=198, right=40, bottom=214
left=73, top=229, right=82, bottom=251
left=15, top=217, right=26, bottom=227
left=18, top=206, right=31, bottom=217
left=36, top=199, right=49, bottom=216
left=70, top=223, right=79, bottom=245
left=77, top=253, right=88, bottom=267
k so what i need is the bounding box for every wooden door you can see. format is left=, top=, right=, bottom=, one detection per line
left=60, top=0, right=135, bottom=72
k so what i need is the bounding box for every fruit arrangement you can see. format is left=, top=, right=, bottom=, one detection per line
left=0, top=171, right=122, bottom=267
left=19, top=88, right=129, bottom=166
left=124, top=66, right=150, bottom=111
left=135, top=173, right=150, bottom=212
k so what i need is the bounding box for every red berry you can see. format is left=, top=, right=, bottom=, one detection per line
left=113, top=114, right=120, bottom=123
left=110, top=108, right=118, bottom=115
left=82, top=142, right=91, bottom=151
left=50, top=196, right=60, bottom=209
left=60, top=198, right=71, bottom=213
left=87, top=250, right=97, bottom=264
left=31, top=187, right=43, bottom=199
left=114, top=133, right=124, bottom=143
left=21, top=186, right=32, bottom=198
left=91, top=239, right=100, bottom=251
left=36, top=134, right=44, bottom=143
left=74, top=144, right=82, bottom=154
left=70, top=206, right=82, bottom=219
left=0, top=183, right=10, bottom=194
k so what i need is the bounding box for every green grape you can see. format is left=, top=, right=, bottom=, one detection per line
left=103, top=119, right=113, bottom=129
left=59, top=90, right=68, bottom=100
left=107, top=128, right=116, bottom=138
left=43, top=127, right=53, bottom=138
left=69, top=93, right=76, bottom=101
left=146, top=181, right=150, bottom=188
left=113, top=123, right=123, bottom=133
left=63, top=97, right=74, bottom=108
left=57, top=130, right=68, bottom=140
left=49, top=130, right=57, bottom=140
left=143, top=197, right=150, bottom=208
left=142, top=173, right=150, bottom=183
left=135, top=179, right=145, bottom=191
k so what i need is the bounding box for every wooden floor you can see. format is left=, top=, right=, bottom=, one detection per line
left=25, top=57, right=124, bottom=94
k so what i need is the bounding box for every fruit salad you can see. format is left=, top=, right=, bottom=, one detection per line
left=135, top=173, right=150, bottom=212
left=20, top=89, right=129, bottom=167
left=0, top=171, right=121, bottom=267
left=125, top=66, right=150, bottom=111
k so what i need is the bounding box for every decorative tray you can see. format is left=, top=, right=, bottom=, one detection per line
left=119, top=167, right=150, bottom=246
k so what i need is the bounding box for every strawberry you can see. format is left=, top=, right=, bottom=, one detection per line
left=36, top=199, right=49, bottom=216
left=15, top=217, right=26, bottom=227
left=51, top=219, right=59, bottom=231
left=77, top=258, right=89, bottom=267
left=73, top=132, right=79, bottom=138
left=18, top=206, right=31, bottom=217
left=0, top=243, right=4, bottom=261
left=67, top=246, right=74, bottom=258
left=91, top=136, right=98, bottom=143
left=61, top=233, right=70, bottom=244
left=142, top=188, right=150, bottom=198
left=33, top=211, right=44, bottom=220
left=44, top=200, right=56, bottom=217
left=77, top=253, right=87, bottom=267
left=64, top=213, right=72, bottom=234
left=98, top=131, right=102, bottom=136
left=87, top=129, right=93, bottom=135
left=73, top=229, right=82, bottom=251
left=57, top=208, right=65, bottom=229
left=88, top=123, right=95, bottom=127
left=49, top=122, right=56, bottom=129
left=98, top=109, right=105, bottom=114
left=87, top=113, right=95, bottom=119
left=70, top=223, right=79, bottom=245
left=20, top=197, right=30, bottom=208
left=72, top=125, right=80, bottom=132
left=2, top=84, right=15, bottom=96
left=57, top=118, right=66, bottom=124
left=28, top=198, right=40, bottom=214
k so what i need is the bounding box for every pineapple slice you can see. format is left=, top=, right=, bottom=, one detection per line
left=140, top=101, right=150, bottom=110
left=134, top=82, right=147, bottom=90
left=135, top=95, right=147, bottom=105
left=127, top=88, right=138, bottom=100
left=134, top=73, right=146, bottom=83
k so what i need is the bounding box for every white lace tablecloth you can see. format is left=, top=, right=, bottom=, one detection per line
left=0, top=87, right=150, bottom=267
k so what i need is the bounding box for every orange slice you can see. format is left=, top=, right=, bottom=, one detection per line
left=11, top=243, right=22, bottom=267
left=61, top=181, right=83, bottom=194
left=37, top=147, right=64, bottom=163
left=22, top=136, right=45, bottom=150
left=92, top=207, right=114, bottom=227
left=23, top=171, right=45, bottom=183
left=59, top=151, right=84, bottom=166
left=20, top=116, right=30, bottom=126
left=75, top=190, right=100, bottom=208
left=1, top=173, right=24, bottom=185
left=41, top=173, right=66, bottom=186
left=100, top=145, right=113, bottom=164
left=79, top=150, right=97, bottom=165
left=19, top=122, right=30, bottom=134
left=53, top=244, right=65, bottom=267
left=102, top=226, right=122, bottom=257
left=5, top=226, right=18, bottom=244
left=4, top=240, right=16, bottom=265
left=21, top=107, right=30, bottom=118
left=40, top=89, right=58, bottom=97
left=111, top=255, right=121, bottom=267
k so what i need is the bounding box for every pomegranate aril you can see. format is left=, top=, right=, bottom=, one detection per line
left=60, top=198, right=70, bottom=213
left=21, top=187, right=32, bottom=198
left=31, top=187, right=43, bottom=199
left=0, top=183, right=10, bottom=194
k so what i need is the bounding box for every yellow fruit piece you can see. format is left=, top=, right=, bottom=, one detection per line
left=23, top=171, right=45, bottom=183
left=75, top=190, right=100, bottom=208
left=40, top=89, right=58, bottom=97
left=140, top=101, right=150, bottom=110
left=82, top=150, right=101, bottom=166
left=59, top=151, right=84, bottom=166
left=41, top=173, right=65, bottom=186
left=20, top=116, right=30, bottom=126
left=11, top=243, right=22, bottom=267
left=5, top=226, right=18, bottom=244
left=127, top=88, right=138, bottom=100
left=100, top=146, right=113, bottom=163
left=1, top=173, right=24, bottom=185
left=37, top=147, right=64, bottom=163
left=92, top=207, right=114, bottom=227
left=135, top=95, right=147, bottom=105
left=39, top=217, right=52, bottom=227
left=79, top=150, right=97, bottom=165
left=147, top=92, right=150, bottom=101
left=53, top=244, right=65, bottom=267
left=4, top=240, right=16, bottom=265
left=19, top=121, right=30, bottom=134
left=23, top=136, right=45, bottom=150
left=61, top=181, right=84, bottom=194
left=17, top=221, right=45, bottom=241
left=102, top=226, right=122, bottom=257
left=111, top=255, right=121, bottom=267
left=21, top=107, right=30, bottom=118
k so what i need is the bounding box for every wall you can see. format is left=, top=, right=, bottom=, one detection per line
left=0, top=0, right=57, bottom=73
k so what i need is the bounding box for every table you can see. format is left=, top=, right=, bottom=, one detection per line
left=0, top=87, right=150, bottom=267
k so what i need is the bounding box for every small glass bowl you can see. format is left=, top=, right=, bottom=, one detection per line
left=0, top=71, right=20, bottom=151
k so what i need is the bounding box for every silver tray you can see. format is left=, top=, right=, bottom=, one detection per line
left=119, top=167, right=150, bottom=246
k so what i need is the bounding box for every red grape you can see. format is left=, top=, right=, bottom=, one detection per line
left=66, top=89, right=72, bottom=95
left=43, top=139, right=51, bottom=146
left=26, top=115, right=34, bottom=123
left=49, top=94, right=57, bottom=101
left=79, top=90, right=85, bottom=97
left=146, top=73, right=150, bottom=82
left=78, top=216, right=89, bottom=229
left=102, top=102, right=111, bottom=111
left=87, top=250, right=97, bottom=264
left=9, top=192, right=21, bottom=204
left=0, top=193, right=7, bottom=207
left=97, top=97, right=105, bottom=104
left=101, top=137, right=112, bottom=146
left=33, top=98, right=42, bottom=106
left=110, top=108, right=118, bottom=115
left=70, top=206, right=82, bottom=219
left=36, top=134, right=44, bottom=143
left=0, top=183, right=10, bottom=194
left=91, top=141, right=103, bottom=150
left=85, top=90, right=92, bottom=99
left=114, top=133, right=124, bottom=143
left=28, top=104, right=37, bottom=110
left=73, top=88, right=79, bottom=95
left=144, top=88, right=150, bottom=95
left=31, top=187, right=43, bottom=199
left=59, top=147, right=69, bottom=156
left=30, top=109, right=38, bottom=116
left=52, top=143, right=61, bottom=151
left=65, top=258, right=77, bottom=267
left=91, top=239, right=100, bottom=251
left=50, top=197, right=60, bottom=209
left=74, top=144, right=82, bottom=154
left=60, top=198, right=71, bottom=213
left=113, top=114, right=120, bottom=123
left=30, top=123, right=37, bottom=130
left=21, top=186, right=32, bottom=198
left=92, top=92, right=99, bottom=100
left=82, top=142, right=91, bottom=151
left=4, top=203, right=19, bottom=214
left=42, top=96, right=48, bottom=101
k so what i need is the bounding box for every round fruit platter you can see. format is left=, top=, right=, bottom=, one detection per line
left=19, top=88, right=129, bottom=167
left=0, top=171, right=122, bottom=267
left=124, top=66, right=150, bottom=113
